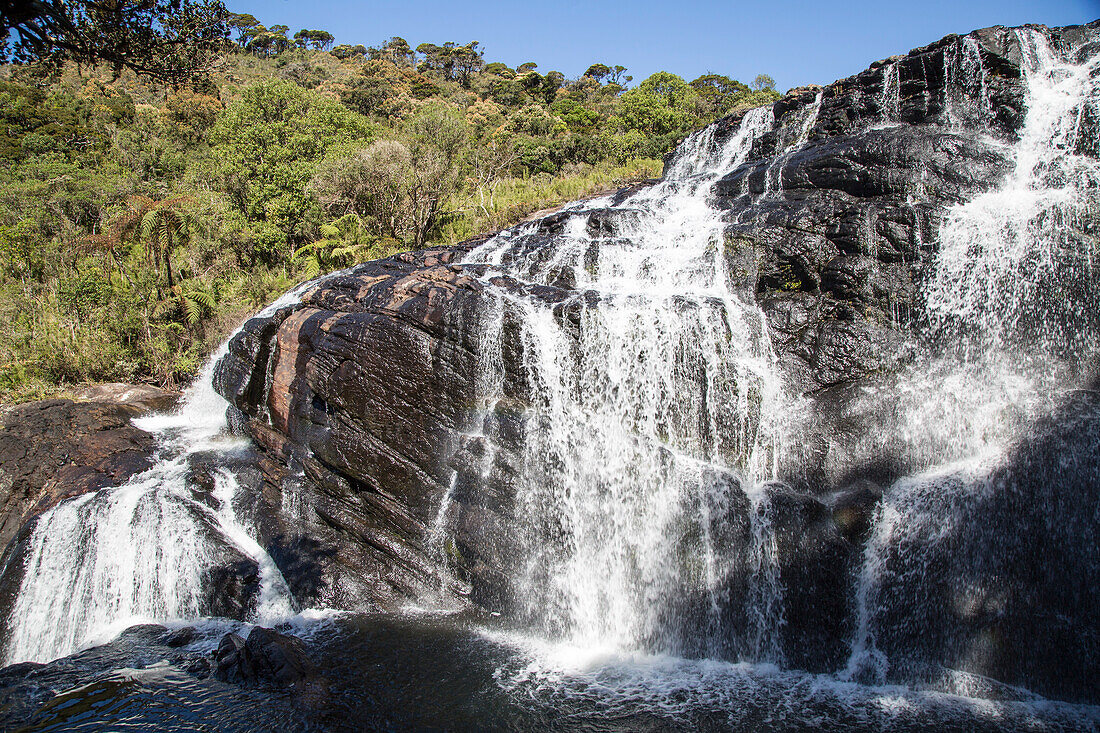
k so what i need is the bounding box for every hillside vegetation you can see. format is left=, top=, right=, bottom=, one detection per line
left=0, top=12, right=781, bottom=401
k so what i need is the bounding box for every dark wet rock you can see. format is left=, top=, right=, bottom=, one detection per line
left=203, top=560, right=260, bottom=620
left=209, top=21, right=1100, bottom=701
left=163, top=626, right=196, bottom=648
left=0, top=399, right=156, bottom=554
left=766, top=484, right=853, bottom=671
left=0, top=623, right=308, bottom=730
left=827, top=480, right=884, bottom=540
left=214, top=626, right=317, bottom=686
left=214, top=632, right=249, bottom=681
left=868, top=391, right=1100, bottom=704
left=214, top=239, right=498, bottom=613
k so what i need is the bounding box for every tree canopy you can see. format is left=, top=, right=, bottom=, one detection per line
left=0, top=0, right=229, bottom=82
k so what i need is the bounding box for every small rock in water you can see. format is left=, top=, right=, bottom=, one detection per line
left=162, top=626, right=196, bottom=648
left=214, top=627, right=317, bottom=686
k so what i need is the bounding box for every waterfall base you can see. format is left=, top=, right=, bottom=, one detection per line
left=1, top=614, right=1097, bottom=732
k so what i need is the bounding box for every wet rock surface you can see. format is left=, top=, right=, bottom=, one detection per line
left=0, top=399, right=157, bottom=554
left=0, top=624, right=318, bottom=731
left=214, top=626, right=318, bottom=685
left=209, top=20, right=1100, bottom=703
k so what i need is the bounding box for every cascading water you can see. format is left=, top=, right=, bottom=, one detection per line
left=436, top=24, right=1100, bottom=712
left=846, top=28, right=1100, bottom=690
left=1, top=21, right=1099, bottom=730
left=1, top=283, right=325, bottom=665
left=450, top=105, right=807, bottom=661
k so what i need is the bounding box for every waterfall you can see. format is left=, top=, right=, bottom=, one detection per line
left=450, top=106, right=809, bottom=660
left=1, top=282, right=325, bottom=664
left=846, top=28, right=1100, bottom=686
left=2, top=23, right=1097, bottom=718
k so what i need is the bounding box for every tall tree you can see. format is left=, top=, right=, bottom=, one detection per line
left=0, top=0, right=229, bottom=83
left=293, top=29, right=334, bottom=51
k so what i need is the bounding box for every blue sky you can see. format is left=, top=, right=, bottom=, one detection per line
left=230, top=0, right=1099, bottom=91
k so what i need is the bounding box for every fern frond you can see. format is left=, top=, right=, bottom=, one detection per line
left=183, top=296, right=202, bottom=325
left=192, top=290, right=216, bottom=311
left=301, top=257, right=321, bottom=279
left=152, top=299, right=175, bottom=319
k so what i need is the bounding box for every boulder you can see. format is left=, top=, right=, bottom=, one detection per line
left=214, top=626, right=317, bottom=685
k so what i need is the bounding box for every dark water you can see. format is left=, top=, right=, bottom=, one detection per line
left=4, top=613, right=1098, bottom=732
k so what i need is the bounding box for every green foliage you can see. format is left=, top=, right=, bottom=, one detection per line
left=614, top=72, right=701, bottom=136
left=208, top=79, right=377, bottom=262
left=0, top=16, right=787, bottom=401
left=1, top=1, right=229, bottom=83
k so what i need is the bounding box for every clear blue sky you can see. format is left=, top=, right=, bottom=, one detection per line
left=229, top=0, right=1099, bottom=91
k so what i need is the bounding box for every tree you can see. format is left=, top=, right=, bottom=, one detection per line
left=368, top=36, right=413, bottom=66
left=341, top=65, right=400, bottom=117
left=209, top=79, right=377, bottom=261
left=607, top=72, right=703, bottom=159
left=156, top=277, right=215, bottom=327
left=483, top=61, right=513, bottom=77
left=226, top=12, right=259, bottom=49
left=416, top=42, right=454, bottom=79
left=268, top=25, right=290, bottom=54
left=690, top=73, right=750, bottom=116
left=0, top=1, right=229, bottom=83
left=524, top=70, right=565, bottom=104
left=331, top=44, right=367, bottom=60
left=752, top=73, right=776, bottom=92
left=75, top=195, right=193, bottom=291
left=310, top=105, right=468, bottom=248
left=584, top=63, right=611, bottom=83
left=451, top=41, right=484, bottom=87
left=293, top=29, right=334, bottom=51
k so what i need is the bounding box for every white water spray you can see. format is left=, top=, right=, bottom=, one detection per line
left=449, top=105, right=809, bottom=660
left=2, top=279, right=330, bottom=664
left=846, top=28, right=1100, bottom=684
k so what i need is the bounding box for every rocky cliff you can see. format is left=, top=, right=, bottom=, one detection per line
left=214, top=21, right=1100, bottom=700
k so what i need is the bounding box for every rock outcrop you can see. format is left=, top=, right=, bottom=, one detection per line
left=213, top=21, right=1100, bottom=701
left=0, top=399, right=157, bottom=553
left=215, top=242, right=492, bottom=611
left=214, top=626, right=318, bottom=686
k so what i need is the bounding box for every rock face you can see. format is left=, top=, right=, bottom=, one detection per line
left=214, top=21, right=1100, bottom=702
left=0, top=399, right=157, bottom=553
left=216, top=242, right=491, bottom=611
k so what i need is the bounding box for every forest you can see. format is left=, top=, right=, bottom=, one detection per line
left=0, top=2, right=781, bottom=401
